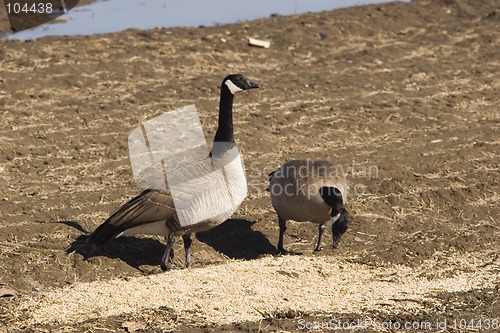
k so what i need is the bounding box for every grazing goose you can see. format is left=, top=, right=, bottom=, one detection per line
left=269, top=160, right=349, bottom=254
left=90, top=74, right=260, bottom=270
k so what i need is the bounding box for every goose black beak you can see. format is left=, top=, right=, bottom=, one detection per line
left=243, top=79, right=260, bottom=90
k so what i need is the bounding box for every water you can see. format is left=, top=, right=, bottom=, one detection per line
left=5, top=0, right=405, bottom=40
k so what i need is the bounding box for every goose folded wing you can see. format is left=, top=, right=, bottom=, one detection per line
left=107, top=189, right=176, bottom=226
left=90, top=189, right=176, bottom=245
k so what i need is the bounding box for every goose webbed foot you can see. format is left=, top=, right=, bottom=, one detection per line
left=160, top=259, right=172, bottom=271
left=160, top=234, right=175, bottom=271
left=277, top=246, right=302, bottom=256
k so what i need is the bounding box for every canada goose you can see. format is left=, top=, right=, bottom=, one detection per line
left=89, top=74, right=260, bottom=270
left=269, top=160, right=349, bottom=254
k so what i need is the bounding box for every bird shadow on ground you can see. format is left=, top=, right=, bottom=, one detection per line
left=64, top=221, right=164, bottom=268
left=64, top=218, right=277, bottom=270
left=197, top=219, right=278, bottom=259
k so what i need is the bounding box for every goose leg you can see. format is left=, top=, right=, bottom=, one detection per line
left=182, top=233, right=192, bottom=268
left=314, top=224, right=326, bottom=252
left=160, top=234, right=175, bottom=271
left=277, top=215, right=287, bottom=254
left=277, top=216, right=302, bottom=255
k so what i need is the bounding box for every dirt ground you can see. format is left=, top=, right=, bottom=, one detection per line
left=0, top=0, right=499, bottom=332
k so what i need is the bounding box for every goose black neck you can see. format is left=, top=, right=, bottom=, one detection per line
left=213, top=86, right=235, bottom=143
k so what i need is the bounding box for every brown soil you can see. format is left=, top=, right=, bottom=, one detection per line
left=0, top=0, right=499, bottom=332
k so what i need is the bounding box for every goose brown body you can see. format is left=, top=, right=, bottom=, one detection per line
left=269, top=160, right=349, bottom=253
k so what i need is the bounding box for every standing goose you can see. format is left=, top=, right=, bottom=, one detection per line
left=90, top=74, right=260, bottom=270
left=269, top=160, right=349, bottom=254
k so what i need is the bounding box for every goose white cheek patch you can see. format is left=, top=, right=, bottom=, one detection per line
left=128, top=104, right=247, bottom=227
left=225, top=80, right=243, bottom=94
left=331, top=212, right=341, bottom=223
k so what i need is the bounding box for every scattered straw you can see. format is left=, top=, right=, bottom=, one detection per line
left=10, top=252, right=499, bottom=329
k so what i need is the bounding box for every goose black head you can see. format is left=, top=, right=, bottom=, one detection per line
left=319, top=186, right=349, bottom=249
left=331, top=209, right=349, bottom=249
left=223, top=74, right=260, bottom=95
